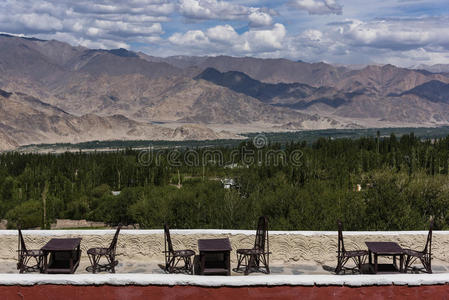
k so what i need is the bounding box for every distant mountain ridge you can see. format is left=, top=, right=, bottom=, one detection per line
left=400, top=80, right=449, bottom=103
left=411, top=64, right=449, bottom=74
left=195, top=67, right=320, bottom=103
left=1, top=34, right=449, bottom=150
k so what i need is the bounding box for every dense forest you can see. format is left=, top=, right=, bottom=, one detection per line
left=1, top=133, right=448, bottom=230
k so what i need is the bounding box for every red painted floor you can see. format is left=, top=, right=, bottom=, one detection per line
left=2, top=285, right=449, bottom=300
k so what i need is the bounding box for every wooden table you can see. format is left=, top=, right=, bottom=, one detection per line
left=365, top=242, right=404, bottom=274
left=41, top=238, right=82, bottom=274
left=198, top=238, right=232, bottom=275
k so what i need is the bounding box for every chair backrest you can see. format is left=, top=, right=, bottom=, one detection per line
left=164, top=223, right=174, bottom=253
left=423, top=219, right=434, bottom=255
left=18, top=227, right=27, bottom=253
left=337, top=220, right=346, bottom=255
left=108, top=225, right=122, bottom=254
left=254, top=216, right=269, bottom=252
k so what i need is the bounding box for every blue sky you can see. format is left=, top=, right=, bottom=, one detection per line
left=1, top=0, right=449, bottom=66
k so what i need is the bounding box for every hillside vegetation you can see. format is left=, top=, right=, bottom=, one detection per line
left=1, top=133, right=448, bottom=230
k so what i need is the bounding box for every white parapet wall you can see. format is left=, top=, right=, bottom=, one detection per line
left=1, top=229, right=449, bottom=266
left=2, top=273, right=449, bottom=287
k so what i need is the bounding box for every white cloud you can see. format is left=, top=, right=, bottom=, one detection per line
left=169, top=23, right=286, bottom=55
left=169, top=30, right=210, bottom=47
left=382, top=48, right=449, bottom=67
left=339, top=18, right=449, bottom=50
left=0, top=12, right=64, bottom=33
left=2, top=0, right=449, bottom=67
left=18, top=13, right=64, bottom=31
left=178, top=0, right=247, bottom=19
left=93, top=20, right=163, bottom=36
left=86, top=27, right=103, bottom=37
left=34, top=31, right=130, bottom=49
left=72, top=1, right=175, bottom=16
left=178, top=0, right=274, bottom=26
left=206, top=24, right=239, bottom=43
left=0, top=0, right=169, bottom=49
left=178, top=0, right=215, bottom=19
left=242, top=23, right=286, bottom=51
left=248, top=10, right=273, bottom=27
left=291, top=0, right=343, bottom=15
left=279, top=16, right=449, bottom=66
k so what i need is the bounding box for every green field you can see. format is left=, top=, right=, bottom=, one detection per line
left=17, top=126, right=449, bottom=151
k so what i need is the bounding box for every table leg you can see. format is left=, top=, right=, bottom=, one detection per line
left=76, top=245, right=81, bottom=272
left=200, top=252, right=206, bottom=275
left=43, top=251, right=48, bottom=274
left=374, top=254, right=378, bottom=274
left=400, top=254, right=404, bottom=273
left=393, top=255, right=397, bottom=270
left=225, top=251, right=230, bottom=276
left=368, top=250, right=372, bottom=273
left=70, top=250, right=74, bottom=274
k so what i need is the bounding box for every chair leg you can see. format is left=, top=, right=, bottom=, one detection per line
left=335, top=257, right=343, bottom=274
left=108, top=255, right=116, bottom=273
left=404, top=255, right=410, bottom=273
left=236, top=253, right=243, bottom=271
left=403, top=255, right=410, bottom=272
left=237, top=253, right=269, bottom=275
left=266, top=253, right=270, bottom=274
left=182, top=257, right=188, bottom=274
left=244, top=255, right=251, bottom=275
left=336, top=257, right=349, bottom=274
left=189, top=256, right=193, bottom=275
left=355, top=255, right=366, bottom=273
left=260, top=254, right=269, bottom=274
left=166, top=255, right=193, bottom=274
left=92, top=255, right=98, bottom=274
left=403, top=255, right=418, bottom=273
left=93, top=255, right=98, bottom=274
left=236, top=252, right=248, bottom=273
left=184, top=256, right=193, bottom=275
left=18, top=257, right=24, bottom=273
left=421, top=257, right=432, bottom=274
left=17, top=257, right=23, bottom=271
left=335, top=261, right=341, bottom=274
left=19, top=256, right=41, bottom=273
left=245, top=254, right=256, bottom=275
left=20, top=257, right=29, bottom=273
left=38, top=256, right=43, bottom=273
left=87, top=253, right=100, bottom=274
left=168, top=256, right=176, bottom=273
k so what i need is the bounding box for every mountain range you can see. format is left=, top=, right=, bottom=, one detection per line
left=1, top=33, right=449, bottom=150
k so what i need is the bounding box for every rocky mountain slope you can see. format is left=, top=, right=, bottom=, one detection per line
left=1, top=34, right=449, bottom=150
left=0, top=88, right=242, bottom=150
left=197, top=67, right=449, bottom=125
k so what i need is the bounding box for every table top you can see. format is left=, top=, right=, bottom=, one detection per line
left=41, top=238, right=82, bottom=251
left=198, top=238, right=232, bottom=252
left=365, top=242, right=403, bottom=255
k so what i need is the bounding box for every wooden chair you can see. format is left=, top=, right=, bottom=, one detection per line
left=163, top=224, right=195, bottom=274
left=403, top=219, right=433, bottom=273
left=335, top=220, right=368, bottom=274
left=17, top=227, right=44, bottom=273
left=86, top=225, right=121, bottom=273
left=235, top=216, right=271, bottom=275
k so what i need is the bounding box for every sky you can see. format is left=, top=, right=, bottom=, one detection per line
left=1, top=0, right=449, bottom=67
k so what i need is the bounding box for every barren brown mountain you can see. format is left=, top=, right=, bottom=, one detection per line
left=0, top=88, right=242, bottom=150
left=1, top=34, right=449, bottom=150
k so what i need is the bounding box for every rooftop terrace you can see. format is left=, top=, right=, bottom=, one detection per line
left=2, top=229, right=449, bottom=299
